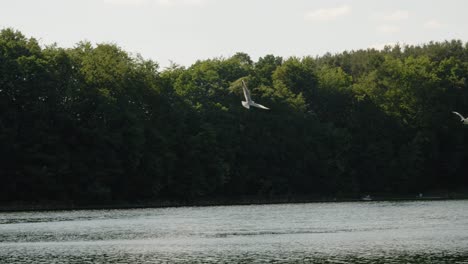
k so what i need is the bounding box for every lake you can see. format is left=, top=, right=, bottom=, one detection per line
left=1, top=200, right=468, bottom=263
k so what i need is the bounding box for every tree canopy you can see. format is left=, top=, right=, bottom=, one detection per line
left=1, top=28, right=467, bottom=204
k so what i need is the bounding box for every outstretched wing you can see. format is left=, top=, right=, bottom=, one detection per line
left=452, top=111, right=465, bottom=121
left=241, top=80, right=252, bottom=102
left=251, top=102, right=270, bottom=110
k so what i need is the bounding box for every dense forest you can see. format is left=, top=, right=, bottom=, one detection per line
left=1, top=28, right=468, bottom=205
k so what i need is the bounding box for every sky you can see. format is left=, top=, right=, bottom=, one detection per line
left=1, top=0, right=467, bottom=68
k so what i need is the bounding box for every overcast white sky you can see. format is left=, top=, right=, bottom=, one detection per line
left=1, top=0, right=467, bottom=68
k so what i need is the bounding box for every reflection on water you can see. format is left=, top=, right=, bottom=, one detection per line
left=1, top=200, right=468, bottom=263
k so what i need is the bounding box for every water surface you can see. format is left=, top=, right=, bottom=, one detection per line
left=1, top=200, right=468, bottom=263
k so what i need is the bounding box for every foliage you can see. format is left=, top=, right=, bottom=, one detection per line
left=1, top=28, right=468, bottom=204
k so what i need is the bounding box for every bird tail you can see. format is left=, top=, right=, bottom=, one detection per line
left=241, top=101, right=250, bottom=109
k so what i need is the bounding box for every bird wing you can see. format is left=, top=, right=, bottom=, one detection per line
left=241, top=80, right=252, bottom=102
left=251, top=102, right=270, bottom=110
left=452, top=111, right=465, bottom=121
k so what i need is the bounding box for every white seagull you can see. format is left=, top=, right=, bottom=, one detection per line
left=241, top=80, right=270, bottom=110
left=452, top=111, right=468, bottom=125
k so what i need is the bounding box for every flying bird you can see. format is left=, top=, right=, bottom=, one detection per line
left=241, top=80, right=270, bottom=110
left=452, top=111, right=468, bottom=125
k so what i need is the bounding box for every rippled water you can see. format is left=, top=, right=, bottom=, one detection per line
left=1, top=200, right=468, bottom=263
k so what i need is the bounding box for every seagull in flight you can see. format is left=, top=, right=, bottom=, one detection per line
left=241, top=80, right=270, bottom=110
left=452, top=111, right=468, bottom=125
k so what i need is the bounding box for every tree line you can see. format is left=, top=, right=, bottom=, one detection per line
left=1, top=28, right=467, bottom=204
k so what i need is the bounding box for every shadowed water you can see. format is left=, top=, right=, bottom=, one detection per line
left=1, top=200, right=468, bottom=263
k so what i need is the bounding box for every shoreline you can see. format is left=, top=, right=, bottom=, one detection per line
left=1, top=193, right=467, bottom=212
